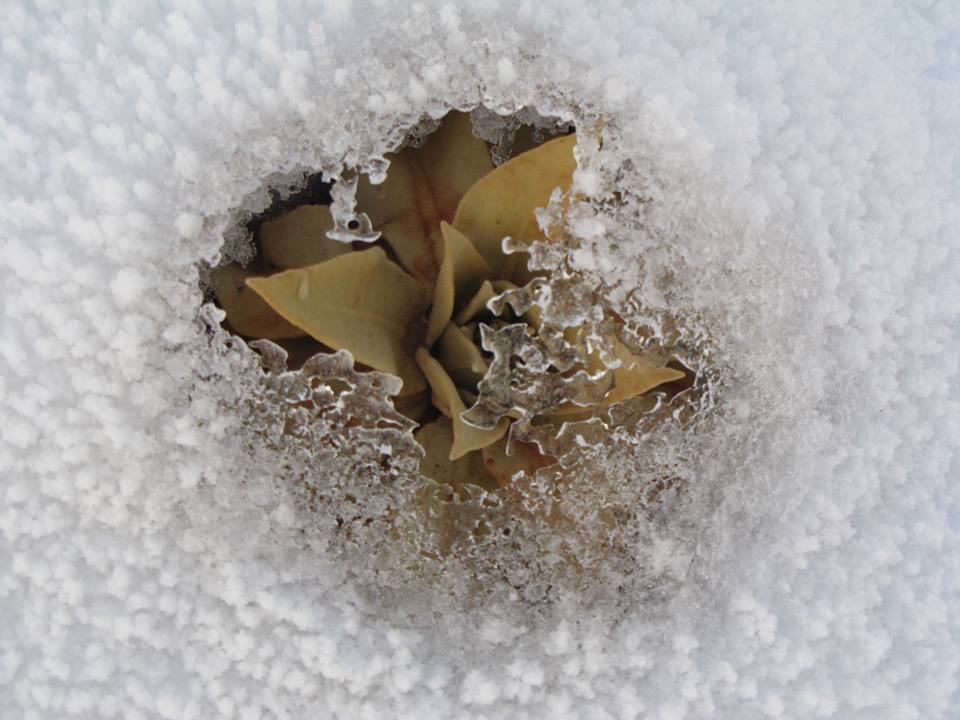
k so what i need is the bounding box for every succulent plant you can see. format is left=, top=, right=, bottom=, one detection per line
left=210, top=112, right=684, bottom=496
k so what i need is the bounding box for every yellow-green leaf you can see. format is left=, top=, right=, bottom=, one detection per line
left=603, top=340, right=686, bottom=404
left=415, top=348, right=509, bottom=460
left=445, top=222, right=489, bottom=298
left=260, top=205, right=351, bottom=270
left=431, top=390, right=451, bottom=417
left=209, top=264, right=306, bottom=339
left=424, top=222, right=490, bottom=347
left=542, top=336, right=682, bottom=417
left=411, top=111, right=496, bottom=220
left=573, top=337, right=685, bottom=408
left=481, top=437, right=555, bottom=489
left=416, top=418, right=498, bottom=493
left=246, top=248, right=430, bottom=394
left=425, top=237, right=455, bottom=347
left=453, top=280, right=496, bottom=325
left=436, top=323, right=487, bottom=389
left=452, top=133, right=577, bottom=279
left=355, top=111, right=493, bottom=284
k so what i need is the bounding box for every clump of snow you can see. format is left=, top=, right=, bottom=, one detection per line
left=2, top=1, right=959, bottom=719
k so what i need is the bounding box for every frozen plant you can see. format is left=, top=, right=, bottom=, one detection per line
left=210, top=111, right=688, bottom=551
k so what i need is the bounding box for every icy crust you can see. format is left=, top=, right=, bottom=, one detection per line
left=204, top=271, right=708, bottom=608
left=201, top=107, right=715, bottom=607
left=2, top=0, right=960, bottom=719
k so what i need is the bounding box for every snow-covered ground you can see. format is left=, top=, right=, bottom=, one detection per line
left=2, top=1, right=959, bottom=718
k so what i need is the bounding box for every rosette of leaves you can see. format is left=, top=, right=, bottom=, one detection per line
left=210, top=112, right=684, bottom=500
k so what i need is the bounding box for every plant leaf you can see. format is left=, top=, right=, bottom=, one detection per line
left=453, top=280, right=496, bottom=325
left=445, top=222, right=490, bottom=297
left=489, top=279, right=544, bottom=327
left=413, top=111, right=496, bottom=220
left=600, top=339, right=686, bottom=405
left=425, top=222, right=490, bottom=346
left=481, top=436, right=555, bottom=488
left=260, top=205, right=352, bottom=269
left=541, top=336, right=683, bottom=417
left=425, top=236, right=455, bottom=348
left=452, top=133, right=577, bottom=279
left=413, top=417, right=498, bottom=557
left=246, top=248, right=430, bottom=394
left=209, top=264, right=307, bottom=339
left=415, top=348, right=508, bottom=459
left=437, top=323, right=487, bottom=389
left=356, top=111, right=493, bottom=285
left=416, top=418, right=498, bottom=493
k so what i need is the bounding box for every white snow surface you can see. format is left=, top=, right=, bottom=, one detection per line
left=2, top=1, right=960, bottom=718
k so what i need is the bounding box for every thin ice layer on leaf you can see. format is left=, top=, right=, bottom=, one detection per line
left=490, top=279, right=544, bottom=327
left=246, top=248, right=430, bottom=394
left=437, top=323, right=487, bottom=389
left=452, top=133, right=578, bottom=278
left=425, top=223, right=490, bottom=346
left=260, top=205, right=351, bottom=269
left=209, top=264, right=306, bottom=339
left=412, top=420, right=497, bottom=558
left=416, top=348, right=508, bottom=460
left=355, top=111, right=493, bottom=284
left=416, top=418, right=498, bottom=493
left=604, top=340, right=686, bottom=404
left=540, top=367, right=616, bottom=420
left=581, top=338, right=685, bottom=406
left=536, top=331, right=682, bottom=416
left=481, top=437, right=555, bottom=488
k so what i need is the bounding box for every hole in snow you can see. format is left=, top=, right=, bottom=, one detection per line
left=198, top=106, right=713, bottom=608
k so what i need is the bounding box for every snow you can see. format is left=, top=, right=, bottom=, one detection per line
left=2, top=0, right=959, bottom=719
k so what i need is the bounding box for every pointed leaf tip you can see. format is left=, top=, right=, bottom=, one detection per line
left=209, top=264, right=307, bottom=340
left=259, top=205, right=351, bottom=269
left=602, top=340, right=687, bottom=405
left=415, top=348, right=508, bottom=459
left=245, top=248, right=430, bottom=394
left=452, top=133, right=578, bottom=279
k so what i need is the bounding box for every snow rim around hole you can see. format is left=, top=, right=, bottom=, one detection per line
left=178, top=84, right=823, bottom=628
left=5, top=2, right=958, bottom=717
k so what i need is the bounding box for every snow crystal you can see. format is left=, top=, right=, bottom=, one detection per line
left=110, top=268, right=150, bottom=306
left=2, top=0, right=960, bottom=719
